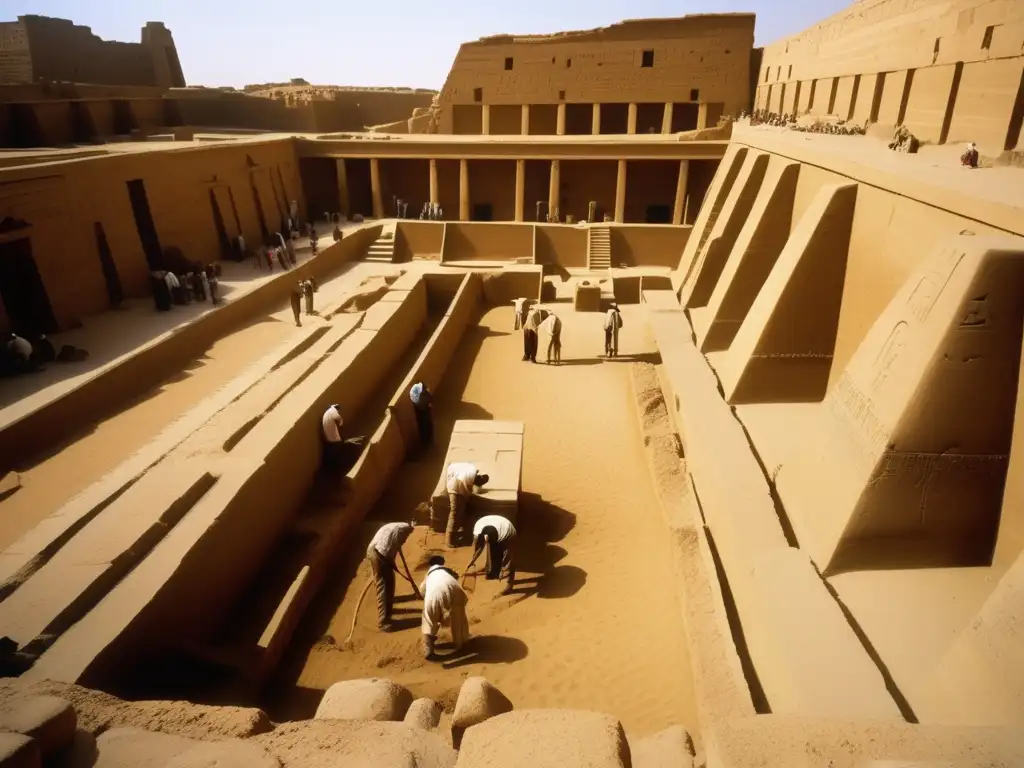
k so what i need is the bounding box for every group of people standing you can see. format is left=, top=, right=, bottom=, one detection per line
left=289, top=278, right=319, bottom=327
left=150, top=266, right=220, bottom=312
left=514, top=297, right=623, bottom=363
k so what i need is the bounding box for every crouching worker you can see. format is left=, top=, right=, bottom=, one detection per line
left=421, top=555, right=469, bottom=660
left=366, top=522, right=417, bottom=631
left=321, top=403, right=365, bottom=473
left=445, top=462, right=490, bottom=548
left=463, top=514, right=517, bottom=595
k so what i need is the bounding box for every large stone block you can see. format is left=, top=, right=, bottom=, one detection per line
left=0, top=733, right=40, bottom=768
left=630, top=725, right=695, bottom=768
left=405, top=698, right=443, bottom=730
left=456, top=710, right=630, bottom=768
left=451, top=677, right=513, bottom=731
left=314, top=678, right=413, bottom=722
left=92, top=727, right=278, bottom=768
left=0, top=695, right=76, bottom=757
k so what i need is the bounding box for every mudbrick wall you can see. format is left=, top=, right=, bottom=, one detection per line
left=755, top=0, right=1024, bottom=155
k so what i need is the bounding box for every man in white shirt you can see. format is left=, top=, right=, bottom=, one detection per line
left=603, top=303, right=624, bottom=357
left=523, top=306, right=550, bottom=364
left=445, top=462, right=490, bottom=548
left=463, top=514, right=517, bottom=594
left=512, top=297, right=532, bottom=332
left=420, top=555, right=469, bottom=660
left=541, top=312, right=562, bottom=364
left=366, top=522, right=416, bottom=631
left=321, top=404, right=365, bottom=472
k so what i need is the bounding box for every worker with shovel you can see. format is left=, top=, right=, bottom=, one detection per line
left=366, top=522, right=420, bottom=632
left=462, top=514, right=518, bottom=595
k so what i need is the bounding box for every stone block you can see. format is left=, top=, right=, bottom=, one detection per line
left=93, top=728, right=197, bottom=768
left=451, top=677, right=513, bottom=731
left=0, top=695, right=76, bottom=757
left=630, top=725, right=695, bottom=768
left=574, top=283, right=602, bottom=312
left=0, top=733, right=40, bottom=768
left=314, top=678, right=413, bottom=722
left=405, top=698, right=443, bottom=730
left=456, top=710, right=630, bottom=768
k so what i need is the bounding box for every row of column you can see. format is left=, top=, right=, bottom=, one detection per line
left=345, top=158, right=691, bottom=225
left=481, top=102, right=714, bottom=136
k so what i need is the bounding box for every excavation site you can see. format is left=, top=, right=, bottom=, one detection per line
left=0, top=1, right=1023, bottom=766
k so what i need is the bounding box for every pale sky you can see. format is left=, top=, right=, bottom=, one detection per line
left=15, top=0, right=851, bottom=89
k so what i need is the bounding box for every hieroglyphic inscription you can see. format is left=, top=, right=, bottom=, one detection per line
left=870, top=321, right=908, bottom=395
left=906, top=247, right=965, bottom=323
left=828, top=373, right=892, bottom=467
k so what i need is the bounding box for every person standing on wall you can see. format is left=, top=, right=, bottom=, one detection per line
left=409, top=381, right=434, bottom=448
left=421, top=555, right=470, bottom=660
left=366, top=521, right=417, bottom=632
left=462, top=514, right=517, bottom=595
left=444, top=462, right=490, bottom=548
left=542, top=311, right=562, bottom=364
left=604, top=303, right=623, bottom=358
left=290, top=283, right=303, bottom=327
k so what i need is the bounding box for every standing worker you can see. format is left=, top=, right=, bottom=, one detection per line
left=290, top=283, right=303, bottom=327
left=604, top=303, right=623, bottom=358
left=409, top=381, right=434, bottom=448
left=302, top=279, right=316, bottom=315
left=513, top=297, right=532, bottom=331
left=420, top=555, right=469, bottom=660
left=463, top=514, right=517, bottom=595
left=366, top=522, right=417, bottom=632
left=523, top=305, right=549, bottom=364
left=444, top=462, right=490, bottom=548
left=542, top=311, right=562, bottom=364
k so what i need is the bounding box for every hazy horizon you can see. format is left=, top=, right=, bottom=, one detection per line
left=15, top=0, right=852, bottom=90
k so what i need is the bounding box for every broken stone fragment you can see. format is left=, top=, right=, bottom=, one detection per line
left=451, top=677, right=513, bottom=732
left=0, top=695, right=76, bottom=758
left=404, top=698, right=443, bottom=730
left=314, top=678, right=414, bottom=722
left=630, top=724, right=695, bottom=768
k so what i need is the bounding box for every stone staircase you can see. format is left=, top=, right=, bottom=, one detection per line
left=588, top=227, right=612, bottom=270
left=364, top=232, right=396, bottom=263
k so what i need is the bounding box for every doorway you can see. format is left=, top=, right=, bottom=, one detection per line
left=208, top=189, right=231, bottom=258
left=126, top=179, right=163, bottom=270
left=93, top=223, right=123, bottom=307
left=472, top=203, right=494, bottom=222
left=0, top=237, right=58, bottom=335
left=646, top=205, right=672, bottom=224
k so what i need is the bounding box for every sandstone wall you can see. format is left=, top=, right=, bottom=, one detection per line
left=442, top=223, right=534, bottom=262
left=0, top=21, right=31, bottom=84
left=754, top=0, right=1024, bottom=154
left=394, top=221, right=445, bottom=262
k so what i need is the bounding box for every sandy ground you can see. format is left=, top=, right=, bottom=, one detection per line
left=269, top=304, right=698, bottom=739
left=0, top=257, right=404, bottom=551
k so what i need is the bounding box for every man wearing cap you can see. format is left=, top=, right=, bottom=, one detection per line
left=366, top=521, right=416, bottom=631
left=444, top=462, right=490, bottom=548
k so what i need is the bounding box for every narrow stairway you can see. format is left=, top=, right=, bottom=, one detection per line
left=589, top=227, right=612, bottom=270
left=364, top=232, right=396, bottom=263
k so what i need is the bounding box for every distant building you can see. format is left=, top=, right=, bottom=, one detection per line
left=0, top=15, right=185, bottom=87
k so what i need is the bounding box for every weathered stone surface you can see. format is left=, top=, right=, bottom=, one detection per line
left=165, top=740, right=281, bottom=768
left=253, top=719, right=456, bottom=768
left=0, top=733, right=40, bottom=768
left=451, top=677, right=513, bottom=731
left=314, top=678, right=414, bottom=722
left=405, top=698, right=443, bottom=730
left=0, top=695, right=76, bottom=757
left=93, top=728, right=197, bottom=768
left=456, top=710, right=630, bottom=768
left=631, top=725, right=695, bottom=768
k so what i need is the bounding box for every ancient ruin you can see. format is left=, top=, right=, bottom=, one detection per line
left=0, top=0, right=1023, bottom=766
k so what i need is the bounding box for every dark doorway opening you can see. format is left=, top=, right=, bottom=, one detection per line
left=646, top=205, right=672, bottom=224
left=472, top=204, right=493, bottom=222
left=671, top=103, right=699, bottom=132
left=69, top=102, right=97, bottom=143
left=93, top=222, right=124, bottom=307
left=0, top=237, right=58, bottom=335
left=126, top=179, right=163, bottom=270
left=208, top=189, right=232, bottom=258
left=1006, top=68, right=1024, bottom=151
left=227, top=187, right=242, bottom=235
left=9, top=104, right=45, bottom=147
left=112, top=100, right=137, bottom=135
left=163, top=99, right=184, bottom=127
left=343, top=159, right=374, bottom=218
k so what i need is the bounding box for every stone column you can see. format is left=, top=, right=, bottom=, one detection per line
left=556, top=103, right=566, bottom=136
left=482, top=104, right=491, bottom=135
left=662, top=102, right=674, bottom=134
left=592, top=103, right=601, bottom=135
left=429, top=158, right=439, bottom=204
left=515, top=159, right=526, bottom=222
left=521, top=104, right=530, bottom=135
left=627, top=103, right=638, bottom=135
left=697, top=103, right=710, bottom=129
left=335, top=159, right=350, bottom=218
left=459, top=159, right=471, bottom=221
left=548, top=160, right=560, bottom=221
left=614, top=159, right=627, bottom=223
left=673, top=160, right=690, bottom=225
left=370, top=158, right=384, bottom=219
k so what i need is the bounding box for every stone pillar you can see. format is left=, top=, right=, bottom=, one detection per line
left=556, top=103, right=566, bottom=136
left=370, top=158, right=384, bottom=219
left=459, top=159, right=470, bottom=221
left=614, top=159, right=627, bottom=223
left=482, top=104, right=491, bottom=135
left=521, top=104, right=530, bottom=135
left=697, top=103, right=710, bottom=129
left=515, top=159, right=526, bottom=222
left=336, top=159, right=350, bottom=218
left=673, top=160, right=690, bottom=225
left=548, top=160, right=560, bottom=221
left=627, top=103, right=638, bottom=135
left=662, top=102, right=674, bottom=134
left=592, top=103, right=601, bottom=135
left=429, top=158, right=439, bottom=204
